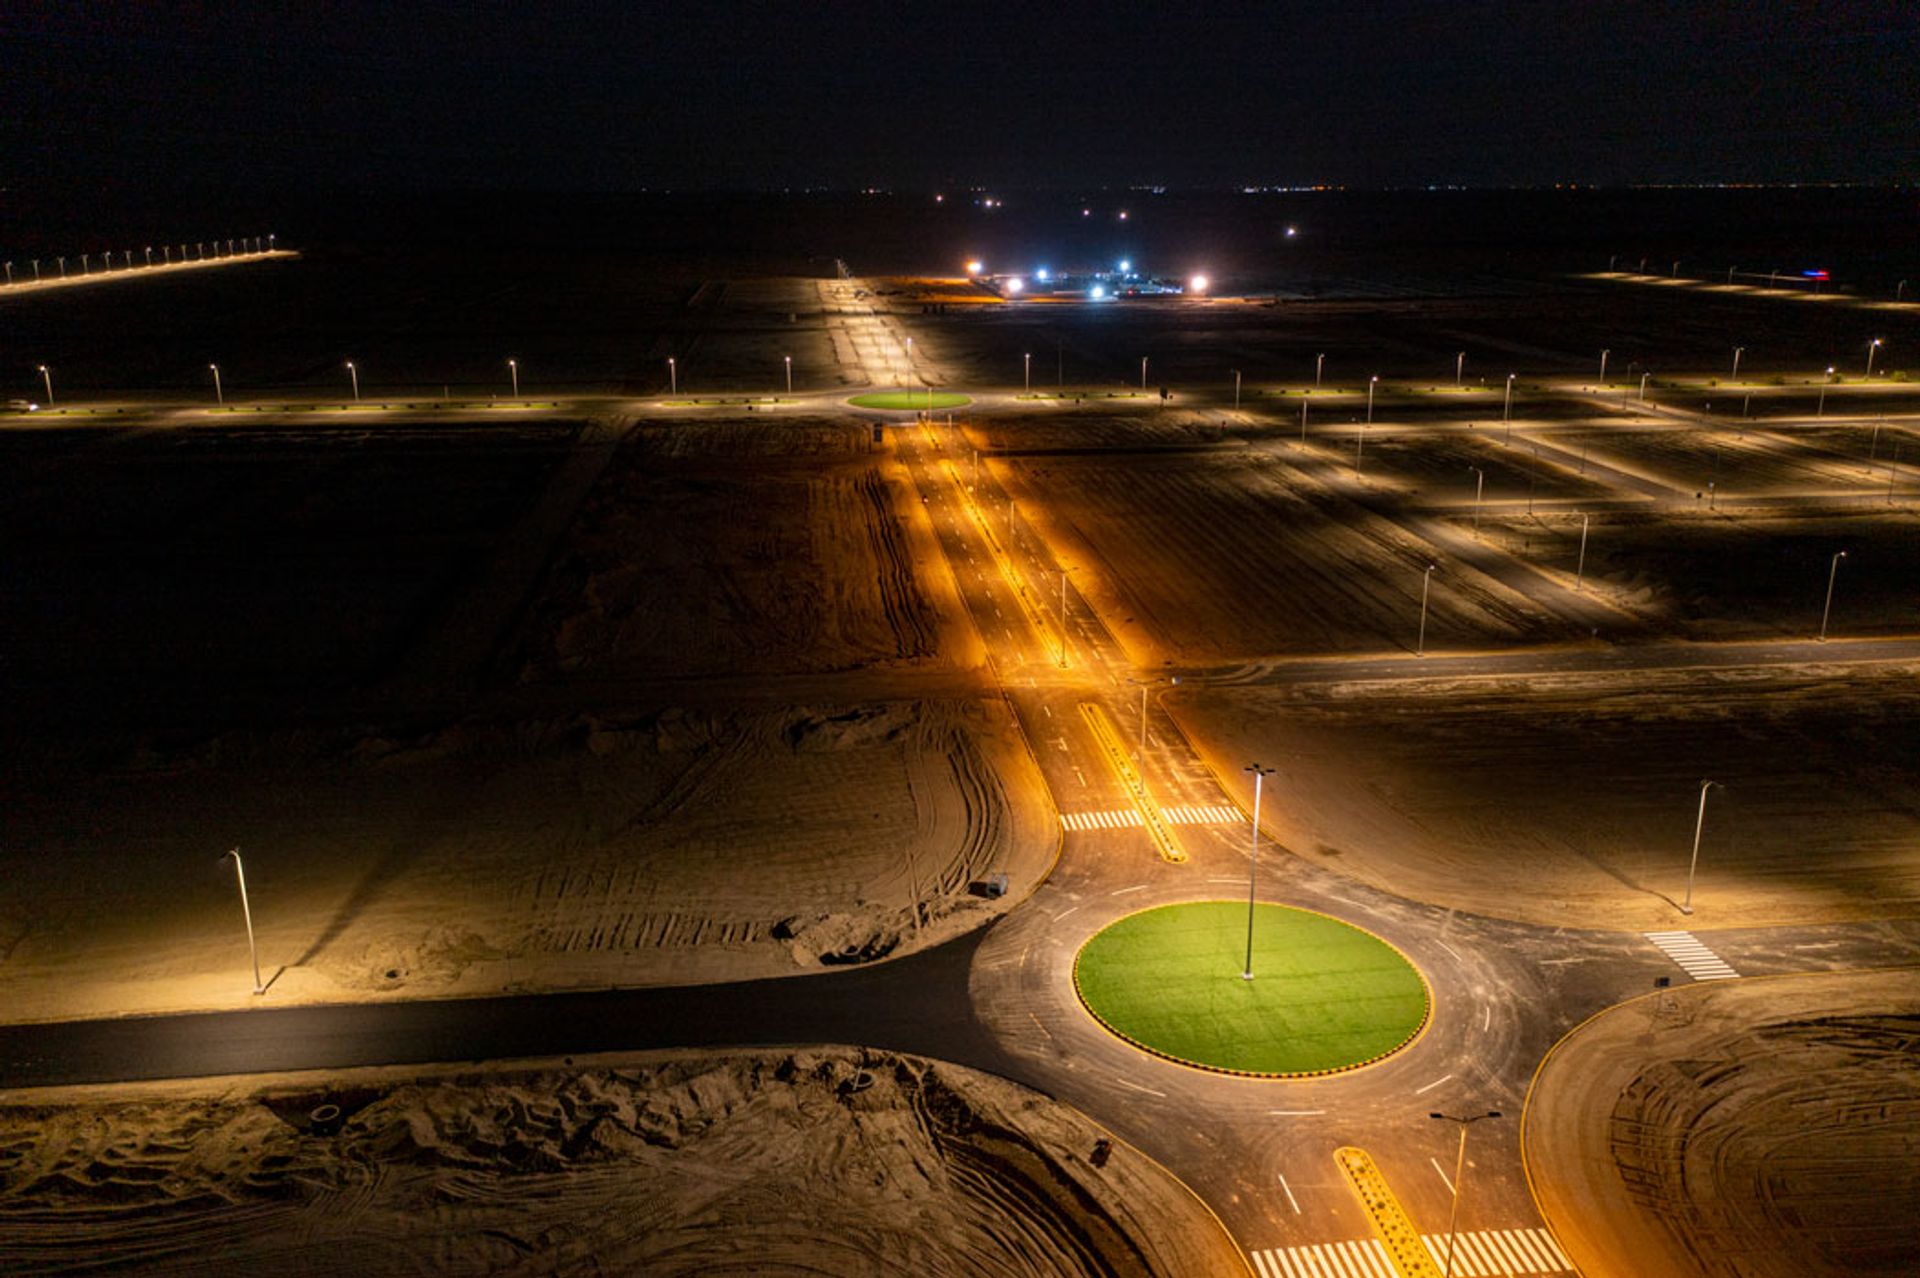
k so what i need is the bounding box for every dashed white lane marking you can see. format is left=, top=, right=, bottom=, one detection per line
left=1268, top=1109, right=1324, bottom=1116
left=1111, top=884, right=1146, bottom=896
left=1276, top=1172, right=1301, bottom=1215
left=1027, top=1011, right=1052, bottom=1041
left=1059, top=805, right=1242, bottom=831
left=1251, top=1229, right=1572, bottom=1277
left=1414, top=1071, right=1453, bottom=1094
left=1644, top=930, right=1740, bottom=980
left=1436, top=939, right=1463, bottom=961
left=1430, top=1155, right=1454, bottom=1194
left=1113, top=1077, right=1164, bottom=1098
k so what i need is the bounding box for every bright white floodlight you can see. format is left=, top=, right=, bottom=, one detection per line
left=1190, top=274, right=1210, bottom=293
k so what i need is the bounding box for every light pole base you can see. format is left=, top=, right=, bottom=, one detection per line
left=1678, top=905, right=1693, bottom=916
left=1240, top=971, right=1254, bottom=981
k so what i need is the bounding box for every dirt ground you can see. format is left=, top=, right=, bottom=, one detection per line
left=1523, top=968, right=1920, bottom=1278
left=0, top=1047, right=1247, bottom=1277
left=1172, top=661, right=1920, bottom=931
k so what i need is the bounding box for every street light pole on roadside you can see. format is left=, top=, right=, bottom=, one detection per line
left=1819, top=550, right=1847, bottom=641
left=1140, top=356, right=1148, bottom=391
left=1430, top=1111, right=1502, bottom=1278
left=1468, top=466, right=1484, bottom=535
left=507, top=358, right=519, bottom=398
left=1416, top=563, right=1437, bottom=656
left=1640, top=371, right=1652, bottom=401
left=1680, top=780, right=1721, bottom=915
left=1241, top=764, right=1275, bottom=980
left=223, top=848, right=265, bottom=995
left=209, top=363, right=223, bottom=405
left=1599, top=348, right=1609, bottom=386
left=1576, top=513, right=1591, bottom=590
left=1366, top=374, right=1378, bottom=424
left=1502, top=372, right=1515, bottom=441
left=1818, top=367, right=1834, bottom=416
left=1866, top=338, right=1883, bottom=380
left=1455, top=351, right=1464, bottom=386
left=1315, top=353, right=1324, bottom=388
left=346, top=361, right=359, bottom=402
left=1731, top=346, right=1744, bottom=381
left=784, top=354, right=792, bottom=395
left=1233, top=368, right=1241, bottom=409
left=1024, top=352, right=1031, bottom=393
left=667, top=356, right=677, bottom=395
left=37, top=364, right=53, bottom=405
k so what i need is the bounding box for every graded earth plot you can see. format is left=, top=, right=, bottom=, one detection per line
left=0, top=698, right=1052, bottom=1021
left=1525, top=969, right=1920, bottom=1278
left=1173, top=663, right=1920, bottom=930
left=1002, top=449, right=1571, bottom=664
left=964, top=406, right=1235, bottom=454
left=0, top=1048, right=1246, bottom=1277
left=1473, top=507, right=1920, bottom=639
left=1297, top=425, right=1625, bottom=504
left=516, top=416, right=963, bottom=680
left=1555, top=423, right=1890, bottom=495
left=0, top=418, right=580, bottom=723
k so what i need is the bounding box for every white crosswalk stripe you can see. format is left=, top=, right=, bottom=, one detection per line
left=1058, top=810, right=1141, bottom=831
left=1059, top=805, right=1243, bottom=831
left=1162, top=803, right=1245, bottom=825
left=1644, top=930, right=1740, bottom=980
left=1252, top=1229, right=1572, bottom=1277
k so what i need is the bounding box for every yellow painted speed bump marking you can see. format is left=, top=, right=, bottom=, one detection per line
left=1336, top=1146, right=1441, bottom=1277
left=1078, top=702, right=1186, bottom=863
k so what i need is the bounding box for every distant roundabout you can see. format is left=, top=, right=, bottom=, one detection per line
left=1072, top=901, right=1430, bottom=1077
left=848, top=391, right=972, bottom=410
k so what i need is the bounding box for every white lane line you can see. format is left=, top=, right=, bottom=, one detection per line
left=1415, top=1072, right=1454, bottom=1095
left=1430, top=1155, right=1454, bottom=1194
left=1113, top=1077, right=1164, bottom=1098
left=1111, top=884, right=1146, bottom=896
left=1436, top=939, right=1463, bottom=961
left=1277, top=1171, right=1301, bottom=1214
left=1055, top=906, right=1078, bottom=921
left=1027, top=1011, right=1052, bottom=1041
left=1073, top=767, right=1087, bottom=786
left=1482, top=1004, right=1491, bottom=1032
left=1268, top=1109, right=1325, bottom=1116
left=1209, top=876, right=1243, bottom=884
left=1041, top=704, right=1052, bottom=716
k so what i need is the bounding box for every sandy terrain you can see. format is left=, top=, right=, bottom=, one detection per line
left=1523, top=968, right=1920, bottom=1277
left=1172, top=661, right=1920, bottom=930
left=0, top=1048, right=1246, bottom=1276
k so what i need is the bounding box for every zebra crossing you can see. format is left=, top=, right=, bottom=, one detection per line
left=1248, top=1228, right=1572, bottom=1277
left=1059, top=804, right=1242, bottom=832
left=1644, top=930, right=1740, bottom=980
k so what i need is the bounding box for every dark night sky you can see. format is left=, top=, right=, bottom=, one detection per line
left=3, top=1, right=1915, bottom=193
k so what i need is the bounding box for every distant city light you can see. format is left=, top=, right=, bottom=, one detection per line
left=1090, top=284, right=1107, bottom=299
left=1117, top=210, right=1129, bottom=220
left=1005, top=276, right=1024, bottom=294
left=1118, top=259, right=1132, bottom=272
left=1190, top=274, right=1209, bottom=293
left=1082, top=207, right=1091, bottom=217
left=1036, top=267, right=1051, bottom=281
left=935, top=194, right=945, bottom=203
left=1285, top=225, right=1298, bottom=238
left=965, top=259, right=983, bottom=275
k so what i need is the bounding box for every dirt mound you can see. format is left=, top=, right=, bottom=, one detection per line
left=0, top=1049, right=1244, bottom=1276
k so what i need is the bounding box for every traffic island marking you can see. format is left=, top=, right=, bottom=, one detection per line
left=1078, top=701, right=1186, bottom=862
left=1336, top=1146, right=1442, bottom=1277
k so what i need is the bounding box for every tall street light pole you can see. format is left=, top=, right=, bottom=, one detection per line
left=1866, top=339, right=1883, bottom=380
left=784, top=354, right=792, bottom=395
left=1023, top=352, right=1030, bottom=393
left=1599, top=348, right=1609, bottom=386
left=1502, top=373, right=1515, bottom=442
left=346, top=361, right=359, bottom=402
left=209, top=363, right=223, bottom=405
left=1731, top=346, right=1744, bottom=381
left=1416, top=563, right=1437, bottom=656
left=37, top=364, right=53, bottom=405
left=1455, top=351, right=1464, bottom=386
left=1680, top=780, right=1721, bottom=915
left=1366, top=374, right=1378, bottom=423
left=1469, top=467, right=1484, bottom=536
left=1819, top=550, right=1847, bottom=641
left=1818, top=367, right=1833, bottom=416
left=1241, top=764, right=1275, bottom=980
left=1430, top=1111, right=1502, bottom=1278
left=1315, top=353, right=1324, bottom=388
left=1576, top=513, right=1591, bottom=590
left=1233, top=368, right=1242, bottom=409
left=223, top=848, right=265, bottom=995
left=1640, top=371, right=1652, bottom=401
left=667, top=357, right=677, bottom=395
left=1140, top=356, right=1148, bottom=390
left=506, top=358, right=519, bottom=398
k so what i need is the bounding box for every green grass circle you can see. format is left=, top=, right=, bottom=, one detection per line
left=1073, top=901, right=1429, bottom=1076
left=848, top=391, right=972, bottom=410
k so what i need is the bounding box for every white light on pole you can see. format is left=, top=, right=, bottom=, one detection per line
left=1469, top=467, right=1484, bottom=536
left=1366, top=374, right=1378, bottom=423
left=1315, top=353, right=1324, bottom=388
left=1731, top=347, right=1744, bottom=381
left=1242, top=763, right=1275, bottom=980
left=1680, top=780, right=1721, bottom=915
left=209, top=363, right=223, bottom=405
left=223, top=848, right=265, bottom=995
left=667, top=357, right=676, bottom=395
left=1640, top=371, right=1652, bottom=401
left=37, top=364, right=53, bottom=405
left=1599, top=348, right=1610, bottom=386
left=1502, top=372, right=1515, bottom=439
left=784, top=354, right=792, bottom=395
left=1140, top=356, right=1148, bottom=390
left=1818, top=367, right=1834, bottom=416
left=1430, top=1111, right=1502, bottom=1278
left=1866, top=338, right=1883, bottom=379
left=1416, top=563, right=1437, bottom=656
left=1819, top=550, right=1847, bottom=641
left=1455, top=351, right=1464, bottom=386
left=508, top=358, right=519, bottom=398
left=1024, top=352, right=1031, bottom=392
left=346, top=361, right=359, bottom=401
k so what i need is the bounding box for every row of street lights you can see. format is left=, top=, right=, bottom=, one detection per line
left=1, top=236, right=275, bottom=286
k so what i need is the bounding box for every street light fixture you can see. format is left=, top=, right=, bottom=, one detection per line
left=1680, top=780, right=1722, bottom=915
left=1140, top=356, right=1148, bottom=390
left=1818, top=367, right=1834, bottom=416
left=1866, top=338, right=1883, bottom=379
left=1314, top=353, right=1324, bottom=388
left=667, top=356, right=677, bottom=395
left=37, top=364, right=53, bottom=405
left=1502, top=372, right=1515, bottom=439
left=346, top=361, right=359, bottom=402
left=209, top=363, right=223, bottom=405
left=1024, top=352, right=1031, bottom=393
left=1241, top=764, right=1275, bottom=980
left=1233, top=368, right=1241, bottom=409
left=1429, top=1111, right=1503, bottom=1278
left=1468, top=466, right=1484, bottom=536
left=1366, top=374, right=1378, bottom=424
left=223, top=848, right=265, bottom=995
left=1640, top=371, right=1652, bottom=401
left=1416, top=563, right=1438, bottom=656
left=1819, top=550, right=1847, bottom=641
left=1599, top=348, right=1610, bottom=386
left=784, top=354, right=792, bottom=395
left=1455, top=351, right=1464, bottom=386
left=508, top=358, right=519, bottom=398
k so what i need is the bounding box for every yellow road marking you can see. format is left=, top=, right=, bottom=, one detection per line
left=943, top=459, right=1065, bottom=664
left=1335, top=1146, right=1441, bottom=1277
left=1077, top=702, right=1186, bottom=863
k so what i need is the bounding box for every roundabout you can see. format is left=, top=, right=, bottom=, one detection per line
left=848, top=390, right=972, bottom=410
left=1072, top=901, right=1430, bottom=1077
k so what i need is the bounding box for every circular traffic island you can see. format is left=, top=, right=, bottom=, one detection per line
left=1073, top=901, right=1430, bottom=1077
left=848, top=391, right=972, bottom=410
